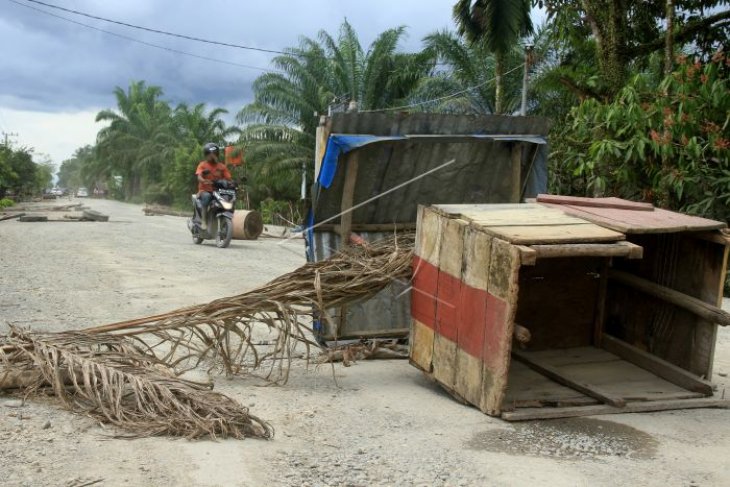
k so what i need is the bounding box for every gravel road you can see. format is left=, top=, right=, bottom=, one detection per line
left=1, top=199, right=729, bottom=487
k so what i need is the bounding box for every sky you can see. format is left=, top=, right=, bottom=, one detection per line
left=0, top=1, right=540, bottom=167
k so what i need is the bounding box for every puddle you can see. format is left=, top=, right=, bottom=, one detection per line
left=467, top=417, right=657, bottom=460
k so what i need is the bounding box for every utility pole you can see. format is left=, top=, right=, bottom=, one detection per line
left=520, top=44, right=534, bottom=116
left=2, top=131, right=18, bottom=147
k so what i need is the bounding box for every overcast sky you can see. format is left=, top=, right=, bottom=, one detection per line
left=0, top=1, right=540, bottom=166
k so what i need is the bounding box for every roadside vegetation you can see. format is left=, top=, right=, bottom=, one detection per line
left=0, top=143, right=54, bottom=201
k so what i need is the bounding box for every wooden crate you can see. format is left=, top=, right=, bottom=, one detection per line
left=410, top=201, right=730, bottom=420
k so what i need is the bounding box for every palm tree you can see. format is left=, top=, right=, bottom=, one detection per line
left=453, top=0, right=533, bottom=114
left=95, top=81, right=176, bottom=198
left=416, top=30, right=526, bottom=114
left=238, top=20, right=435, bottom=200
left=173, top=103, right=239, bottom=145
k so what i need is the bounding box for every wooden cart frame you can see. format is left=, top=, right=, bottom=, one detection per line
left=410, top=199, right=730, bottom=420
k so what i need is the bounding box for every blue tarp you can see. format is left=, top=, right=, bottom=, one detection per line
left=317, top=133, right=547, bottom=189
left=318, top=135, right=402, bottom=188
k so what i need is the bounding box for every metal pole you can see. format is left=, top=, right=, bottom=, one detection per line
left=520, top=45, right=533, bottom=116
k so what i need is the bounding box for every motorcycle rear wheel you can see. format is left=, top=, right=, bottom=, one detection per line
left=216, top=218, right=233, bottom=248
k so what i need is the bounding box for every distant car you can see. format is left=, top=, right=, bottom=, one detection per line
left=76, top=187, right=89, bottom=198
left=51, top=188, right=63, bottom=196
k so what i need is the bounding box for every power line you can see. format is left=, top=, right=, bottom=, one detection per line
left=360, top=63, right=526, bottom=113
left=19, top=0, right=290, bottom=56
left=6, top=0, right=281, bottom=73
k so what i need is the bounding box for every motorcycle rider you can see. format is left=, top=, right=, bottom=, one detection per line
left=193, top=142, right=232, bottom=229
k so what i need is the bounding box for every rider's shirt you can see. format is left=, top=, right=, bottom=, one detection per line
left=195, top=161, right=232, bottom=193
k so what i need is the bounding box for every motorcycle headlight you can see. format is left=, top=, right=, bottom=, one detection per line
left=221, top=201, right=233, bottom=210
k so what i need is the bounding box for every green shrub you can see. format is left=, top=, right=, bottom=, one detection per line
left=0, top=198, right=15, bottom=208
left=551, top=54, right=730, bottom=222
left=259, top=198, right=303, bottom=226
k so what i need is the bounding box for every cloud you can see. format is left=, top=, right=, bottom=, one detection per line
left=0, top=107, right=102, bottom=165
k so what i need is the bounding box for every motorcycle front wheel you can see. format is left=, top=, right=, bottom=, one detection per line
left=216, top=217, right=233, bottom=248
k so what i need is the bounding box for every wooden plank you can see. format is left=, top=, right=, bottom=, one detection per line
left=415, top=206, right=441, bottom=266
left=462, top=227, right=492, bottom=289
left=431, top=216, right=466, bottom=392
left=410, top=319, right=434, bottom=372
left=338, top=152, right=359, bottom=243
left=536, top=194, right=655, bottom=211
left=82, top=210, right=109, bottom=222
left=512, top=350, right=627, bottom=407
left=480, top=223, right=625, bottom=245
left=18, top=215, right=48, bottom=222
left=531, top=242, right=643, bottom=259
left=543, top=203, right=726, bottom=234
left=608, top=269, right=730, bottom=327
left=602, top=334, right=714, bottom=395
left=455, top=348, right=484, bottom=406
left=510, top=143, right=522, bottom=203
left=0, top=212, right=24, bottom=222
left=432, top=335, right=458, bottom=390
left=501, top=397, right=730, bottom=421
left=459, top=207, right=585, bottom=226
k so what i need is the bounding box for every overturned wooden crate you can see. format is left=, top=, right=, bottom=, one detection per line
left=410, top=199, right=730, bottom=420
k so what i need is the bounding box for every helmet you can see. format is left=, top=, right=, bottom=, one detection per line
left=203, top=143, right=220, bottom=156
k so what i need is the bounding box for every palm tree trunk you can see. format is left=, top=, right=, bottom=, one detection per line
left=494, top=53, right=504, bottom=114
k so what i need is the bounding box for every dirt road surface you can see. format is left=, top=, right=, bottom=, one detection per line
left=1, top=199, right=729, bottom=487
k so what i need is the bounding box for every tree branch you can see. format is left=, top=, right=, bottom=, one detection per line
left=628, top=9, right=730, bottom=58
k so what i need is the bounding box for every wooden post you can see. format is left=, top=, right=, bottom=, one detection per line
left=608, top=269, right=730, bottom=327
left=339, top=152, right=360, bottom=244
left=510, top=143, right=522, bottom=203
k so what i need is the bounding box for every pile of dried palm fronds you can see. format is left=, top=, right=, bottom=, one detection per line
left=0, top=234, right=414, bottom=439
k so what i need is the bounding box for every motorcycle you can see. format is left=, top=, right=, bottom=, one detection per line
left=187, top=179, right=236, bottom=248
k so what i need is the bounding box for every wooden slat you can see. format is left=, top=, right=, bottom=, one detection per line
left=501, top=397, right=730, bottom=421
left=608, top=269, right=730, bottom=327
left=512, top=350, right=626, bottom=407
left=480, top=223, right=625, bottom=245
left=543, top=203, right=726, bottom=234
left=601, top=334, right=714, bottom=395
left=530, top=241, right=643, bottom=259
left=536, top=194, right=654, bottom=211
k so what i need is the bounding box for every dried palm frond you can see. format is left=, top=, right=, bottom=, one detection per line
left=1, top=327, right=272, bottom=439
left=0, top=234, right=415, bottom=439
left=82, top=234, right=416, bottom=382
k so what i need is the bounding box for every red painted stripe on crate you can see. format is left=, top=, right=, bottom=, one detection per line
left=412, top=256, right=439, bottom=325
left=412, top=256, right=509, bottom=363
